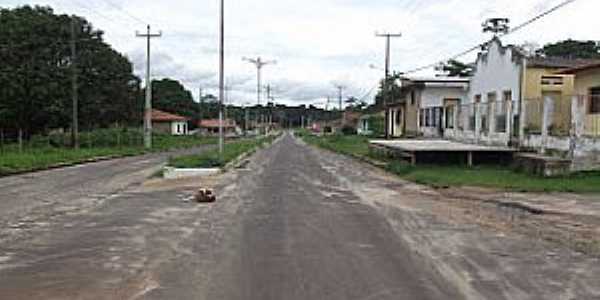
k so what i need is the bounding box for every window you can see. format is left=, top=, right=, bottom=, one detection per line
left=425, top=109, right=431, bottom=127
left=432, top=108, right=439, bottom=127
left=410, top=91, right=416, bottom=105
left=445, top=106, right=455, bottom=129
left=177, top=124, right=181, bottom=133
left=419, top=109, right=425, bottom=127
left=590, top=87, right=600, bottom=114
left=475, top=94, right=481, bottom=103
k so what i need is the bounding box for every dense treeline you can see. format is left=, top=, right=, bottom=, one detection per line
left=0, top=6, right=141, bottom=141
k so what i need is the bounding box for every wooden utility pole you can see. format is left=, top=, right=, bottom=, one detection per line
left=136, top=25, right=162, bottom=149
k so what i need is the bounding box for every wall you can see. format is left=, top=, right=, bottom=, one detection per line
left=523, top=68, right=574, bottom=100
left=405, top=90, right=420, bottom=136
left=467, top=41, right=522, bottom=106
left=572, top=68, right=600, bottom=95
left=420, top=86, right=467, bottom=138
left=455, top=40, right=522, bottom=146
left=152, top=122, right=172, bottom=135
left=171, top=121, right=188, bottom=136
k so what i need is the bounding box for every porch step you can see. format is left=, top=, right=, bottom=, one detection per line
left=513, top=152, right=572, bottom=177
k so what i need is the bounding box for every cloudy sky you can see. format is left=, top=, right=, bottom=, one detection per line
left=4, top=0, right=600, bottom=107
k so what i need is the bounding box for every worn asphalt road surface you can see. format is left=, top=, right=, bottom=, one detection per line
left=1, top=133, right=598, bottom=299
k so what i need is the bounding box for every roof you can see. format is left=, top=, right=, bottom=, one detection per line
left=527, top=57, right=600, bottom=69
left=556, top=62, right=600, bottom=75
left=199, top=119, right=237, bottom=128
left=401, top=76, right=470, bottom=83
left=151, top=109, right=188, bottom=122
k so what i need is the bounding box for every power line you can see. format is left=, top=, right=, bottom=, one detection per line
left=97, top=0, right=148, bottom=25
left=402, top=0, right=579, bottom=74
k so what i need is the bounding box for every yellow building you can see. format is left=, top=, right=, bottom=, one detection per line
left=559, top=63, right=600, bottom=136
left=521, top=58, right=577, bottom=136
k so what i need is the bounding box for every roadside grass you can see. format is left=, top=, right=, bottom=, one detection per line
left=0, top=131, right=217, bottom=176
left=300, top=132, right=600, bottom=193
left=168, top=135, right=277, bottom=169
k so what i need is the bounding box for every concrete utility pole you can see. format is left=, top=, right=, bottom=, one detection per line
left=218, top=0, right=225, bottom=155
left=376, top=31, right=401, bottom=138
left=242, top=57, right=276, bottom=105
left=335, top=85, right=345, bottom=124
left=70, top=18, right=79, bottom=150
left=198, top=87, right=203, bottom=126
left=136, top=25, right=162, bottom=149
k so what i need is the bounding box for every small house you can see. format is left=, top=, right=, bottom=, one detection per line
left=198, top=119, right=240, bottom=137
left=151, top=109, right=189, bottom=136
left=385, top=76, right=469, bottom=138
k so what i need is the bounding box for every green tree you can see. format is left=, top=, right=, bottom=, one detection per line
left=0, top=5, right=140, bottom=141
left=537, top=39, right=600, bottom=59
left=147, top=78, right=196, bottom=118
left=437, top=59, right=473, bottom=77
left=373, top=72, right=403, bottom=109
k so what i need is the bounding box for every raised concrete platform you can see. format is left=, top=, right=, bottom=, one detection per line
left=163, top=167, right=221, bottom=179
left=513, top=153, right=572, bottom=177
left=369, top=139, right=517, bottom=166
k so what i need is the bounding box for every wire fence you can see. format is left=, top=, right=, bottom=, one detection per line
left=0, top=128, right=145, bottom=154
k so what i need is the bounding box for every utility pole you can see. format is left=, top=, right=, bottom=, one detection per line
left=243, top=57, right=276, bottom=134
left=242, top=57, right=276, bottom=106
left=376, top=31, right=401, bottom=138
left=335, top=85, right=345, bottom=124
left=198, top=87, right=203, bottom=126
left=136, top=25, right=162, bottom=149
left=70, top=18, right=79, bottom=149
left=218, top=0, right=225, bottom=156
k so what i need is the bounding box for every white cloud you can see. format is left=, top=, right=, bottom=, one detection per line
left=4, top=0, right=599, bottom=107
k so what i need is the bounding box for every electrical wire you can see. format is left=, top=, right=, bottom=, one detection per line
left=96, top=0, right=148, bottom=25
left=401, top=0, right=579, bottom=75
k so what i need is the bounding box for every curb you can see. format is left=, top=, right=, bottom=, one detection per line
left=0, top=144, right=217, bottom=178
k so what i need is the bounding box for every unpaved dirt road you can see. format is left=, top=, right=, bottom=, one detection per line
left=0, top=133, right=599, bottom=300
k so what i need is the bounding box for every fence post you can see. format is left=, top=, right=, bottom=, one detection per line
left=541, top=96, right=553, bottom=154
left=506, top=99, right=513, bottom=143
left=519, top=98, right=527, bottom=141
left=569, top=95, right=585, bottom=159
left=489, top=100, right=496, bottom=135
left=475, top=103, right=481, bottom=143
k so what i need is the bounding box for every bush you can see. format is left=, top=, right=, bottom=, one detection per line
left=341, top=126, right=357, bottom=135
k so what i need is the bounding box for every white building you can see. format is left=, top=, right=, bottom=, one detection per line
left=151, top=109, right=189, bottom=136
left=386, top=76, right=469, bottom=138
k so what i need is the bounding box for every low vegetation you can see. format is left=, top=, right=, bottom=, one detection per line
left=300, top=132, right=600, bottom=193
left=0, top=129, right=216, bottom=176
left=168, top=135, right=278, bottom=169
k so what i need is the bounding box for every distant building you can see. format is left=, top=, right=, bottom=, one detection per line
left=198, top=119, right=240, bottom=137
left=151, top=109, right=189, bottom=136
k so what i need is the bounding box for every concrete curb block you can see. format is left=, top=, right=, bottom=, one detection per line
left=163, top=167, right=221, bottom=179
left=164, top=133, right=283, bottom=179
left=0, top=154, right=130, bottom=178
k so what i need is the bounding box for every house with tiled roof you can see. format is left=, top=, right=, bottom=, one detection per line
left=197, top=119, right=241, bottom=137
left=151, top=109, right=189, bottom=136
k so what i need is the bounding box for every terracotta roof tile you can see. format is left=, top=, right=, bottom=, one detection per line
left=151, top=109, right=188, bottom=122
